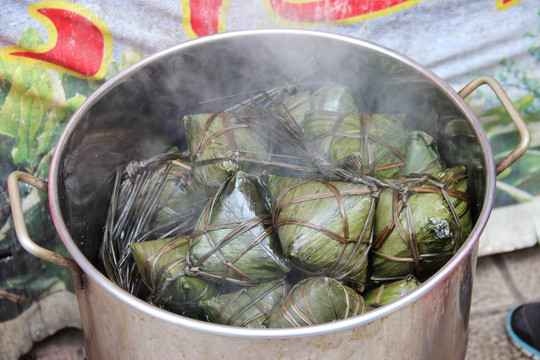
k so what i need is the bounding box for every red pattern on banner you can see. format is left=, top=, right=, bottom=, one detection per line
left=189, top=0, right=225, bottom=37
left=10, top=8, right=104, bottom=76
left=268, top=0, right=414, bottom=22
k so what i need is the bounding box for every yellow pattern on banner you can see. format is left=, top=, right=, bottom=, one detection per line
left=495, top=0, right=521, bottom=11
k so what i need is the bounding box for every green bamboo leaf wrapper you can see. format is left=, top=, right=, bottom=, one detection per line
left=282, top=84, right=358, bottom=128
left=304, top=111, right=407, bottom=178
left=199, top=279, right=286, bottom=328
left=184, top=111, right=270, bottom=188
left=188, top=172, right=289, bottom=285
left=151, top=161, right=209, bottom=237
left=268, top=175, right=374, bottom=291
left=265, top=277, right=369, bottom=328
left=119, top=152, right=207, bottom=238
left=131, top=237, right=218, bottom=312
left=371, top=166, right=473, bottom=281
left=364, top=275, right=421, bottom=308
left=397, top=131, right=444, bottom=177
left=101, top=152, right=208, bottom=294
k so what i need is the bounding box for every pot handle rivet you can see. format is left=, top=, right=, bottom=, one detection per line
left=7, top=171, right=83, bottom=279
left=459, top=75, right=530, bottom=175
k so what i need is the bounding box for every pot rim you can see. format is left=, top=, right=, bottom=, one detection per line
left=48, top=29, right=496, bottom=338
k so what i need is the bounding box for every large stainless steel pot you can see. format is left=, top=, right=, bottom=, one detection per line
left=8, top=30, right=529, bottom=359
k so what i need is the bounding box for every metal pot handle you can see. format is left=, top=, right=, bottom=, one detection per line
left=7, top=171, right=83, bottom=281
left=459, top=75, right=530, bottom=175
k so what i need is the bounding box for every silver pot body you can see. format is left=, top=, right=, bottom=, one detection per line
left=21, top=29, right=521, bottom=359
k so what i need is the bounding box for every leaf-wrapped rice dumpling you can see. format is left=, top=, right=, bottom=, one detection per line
left=281, top=84, right=359, bottom=129
left=265, top=277, right=369, bottom=328
left=188, top=172, right=289, bottom=285
left=199, top=279, right=286, bottom=328
left=268, top=175, right=375, bottom=291
left=132, top=154, right=209, bottom=237
left=97, top=68, right=479, bottom=326
left=303, top=111, right=408, bottom=178
left=101, top=151, right=207, bottom=294
left=130, top=237, right=218, bottom=313
left=364, top=274, right=421, bottom=308
left=184, top=111, right=270, bottom=188
left=397, top=131, right=444, bottom=177
left=371, top=166, right=473, bottom=281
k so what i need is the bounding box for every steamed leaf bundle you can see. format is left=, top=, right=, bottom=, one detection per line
left=265, top=277, right=369, bottom=328
left=130, top=237, right=218, bottom=313
left=199, top=279, right=286, bottom=328
left=184, top=111, right=270, bottom=188
left=268, top=175, right=375, bottom=291
left=398, top=131, right=444, bottom=177
left=101, top=151, right=207, bottom=294
left=188, top=172, right=289, bottom=285
left=364, top=275, right=421, bottom=308
left=304, top=111, right=408, bottom=178
left=281, top=84, right=358, bottom=129
left=99, top=73, right=477, bottom=326
left=371, top=166, right=473, bottom=281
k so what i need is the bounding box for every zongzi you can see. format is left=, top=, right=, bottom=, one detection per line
left=281, top=84, right=359, bottom=129
left=264, top=277, right=369, bottom=328
left=268, top=175, right=375, bottom=291
left=184, top=111, right=270, bottom=188
left=98, top=70, right=477, bottom=328
left=397, top=131, right=444, bottom=177
left=364, top=274, right=421, bottom=308
left=188, top=172, right=290, bottom=285
left=371, top=166, right=473, bottom=281
left=199, top=279, right=286, bottom=328
left=130, top=237, right=218, bottom=313
left=304, top=111, right=408, bottom=178
left=101, top=151, right=207, bottom=295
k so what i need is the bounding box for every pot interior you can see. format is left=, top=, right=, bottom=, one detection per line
left=53, top=31, right=488, bottom=278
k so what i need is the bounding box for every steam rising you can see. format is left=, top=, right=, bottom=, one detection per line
left=59, top=32, right=484, bottom=264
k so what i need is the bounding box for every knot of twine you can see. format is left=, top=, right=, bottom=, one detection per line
left=184, top=266, right=199, bottom=277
